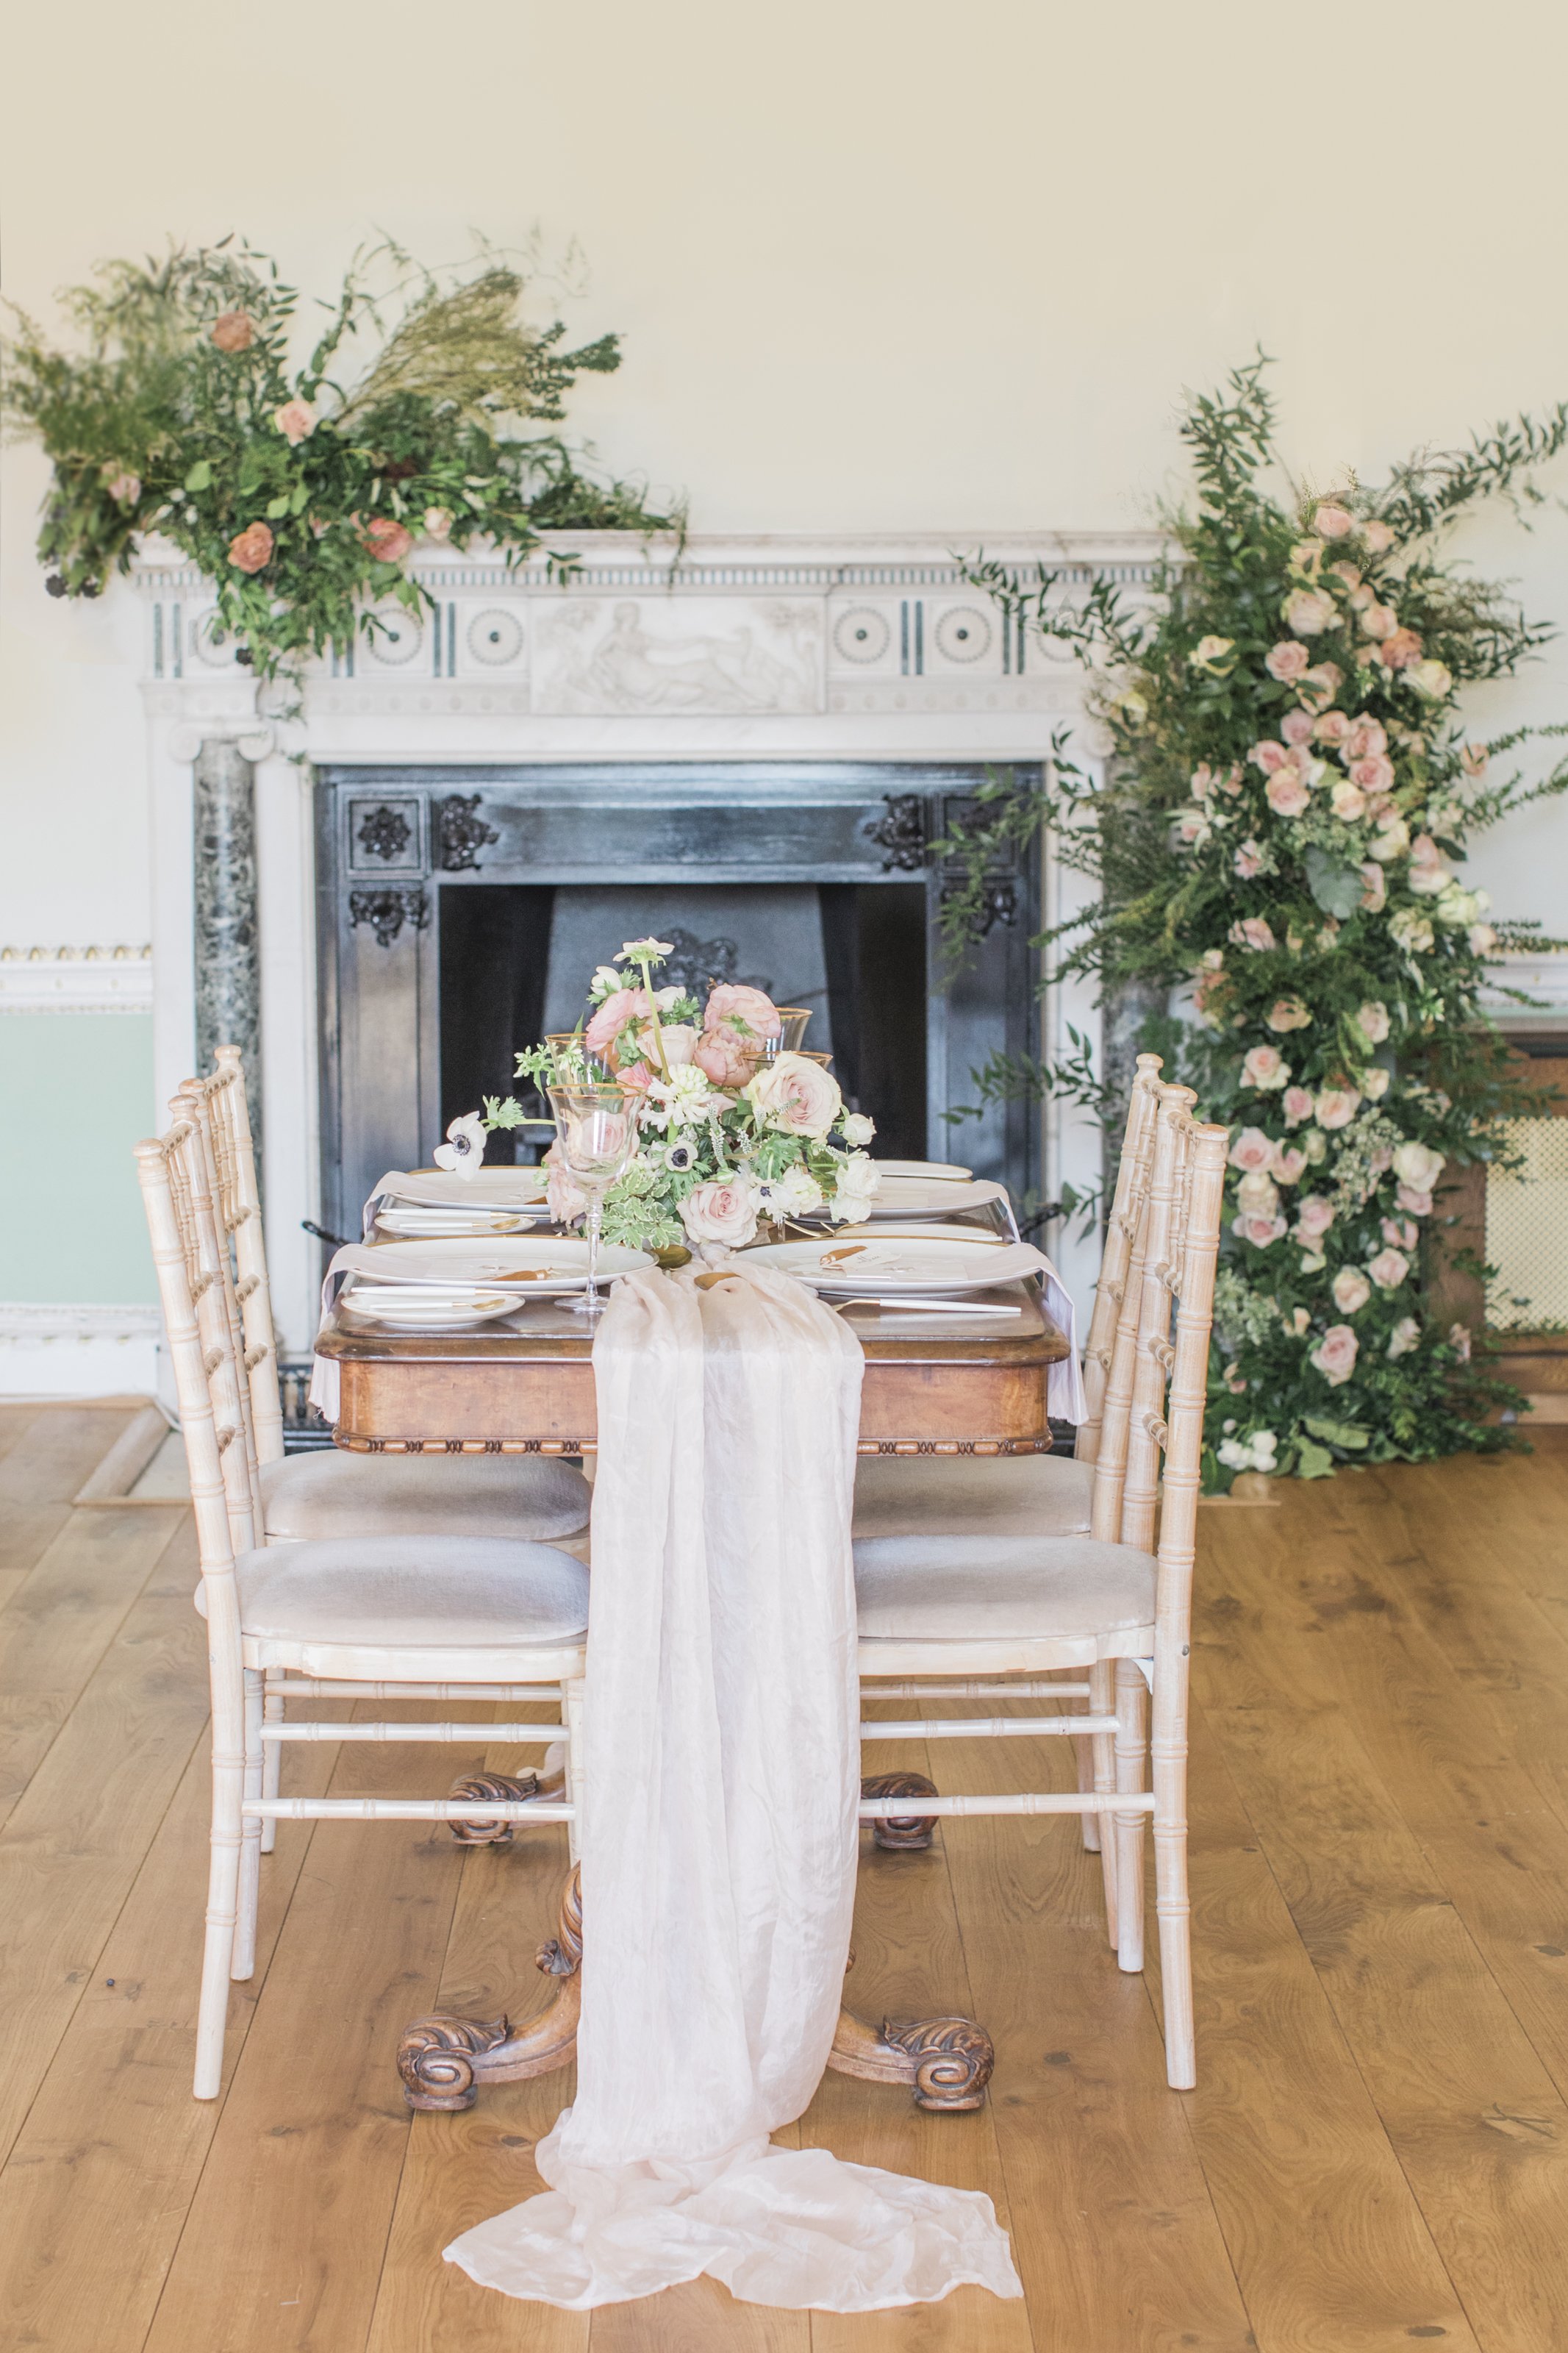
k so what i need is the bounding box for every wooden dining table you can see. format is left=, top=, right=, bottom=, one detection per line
left=312, top=1240, right=1071, bottom=2116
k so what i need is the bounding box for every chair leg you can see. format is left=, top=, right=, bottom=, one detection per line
left=1089, top=1659, right=1117, bottom=1946
left=1113, top=1657, right=1148, bottom=1974
left=194, top=1719, right=246, bottom=2099
left=563, top=1676, right=586, bottom=1866
left=1075, top=1727, right=1101, bottom=1852
left=260, top=1677, right=282, bottom=1854
left=1152, top=1668, right=1195, bottom=2088
left=232, top=1669, right=264, bottom=1982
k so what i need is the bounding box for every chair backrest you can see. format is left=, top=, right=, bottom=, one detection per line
left=158, top=1099, right=262, bottom=1552
left=1077, top=1053, right=1164, bottom=1467
left=201, top=1048, right=286, bottom=1464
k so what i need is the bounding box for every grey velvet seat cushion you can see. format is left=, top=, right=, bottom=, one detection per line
left=854, top=1535, right=1154, bottom=1643
left=851, top=1451, right=1095, bottom=1540
left=259, top=1449, right=591, bottom=1543
left=197, top=1533, right=590, bottom=1647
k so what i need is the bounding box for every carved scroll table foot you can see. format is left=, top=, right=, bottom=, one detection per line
left=826, top=2005, right=994, bottom=2111
left=398, top=1866, right=582, bottom=2111
left=861, top=1771, right=939, bottom=1851
left=443, top=1765, right=565, bottom=1846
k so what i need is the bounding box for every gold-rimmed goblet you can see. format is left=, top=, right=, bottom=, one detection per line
left=547, top=1082, right=639, bottom=1315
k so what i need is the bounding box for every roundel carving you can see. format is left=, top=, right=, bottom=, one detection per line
left=365, top=608, right=423, bottom=666
left=933, top=605, right=992, bottom=665
left=833, top=606, right=891, bottom=665
left=467, top=607, right=525, bottom=667
left=190, top=607, right=238, bottom=666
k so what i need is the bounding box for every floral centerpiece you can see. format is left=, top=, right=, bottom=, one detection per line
left=457, top=938, right=878, bottom=1254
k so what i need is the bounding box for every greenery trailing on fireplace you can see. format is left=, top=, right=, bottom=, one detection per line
left=1, top=237, right=682, bottom=680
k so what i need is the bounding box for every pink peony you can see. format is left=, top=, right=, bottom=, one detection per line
left=1395, top=1183, right=1433, bottom=1218
left=1286, top=590, right=1335, bottom=636
left=1282, top=1085, right=1315, bottom=1127
left=1272, top=1145, right=1307, bottom=1185
left=1361, top=863, right=1387, bottom=913
left=1241, top=1043, right=1289, bottom=1091
left=1281, top=708, right=1316, bottom=746
left=1232, top=916, right=1277, bottom=952
left=680, top=1177, right=760, bottom=1252
left=1296, top=1195, right=1335, bottom=1240
left=1267, top=772, right=1311, bottom=817
left=584, top=987, right=649, bottom=1057
left=1367, top=1248, right=1410, bottom=1290
left=1314, top=710, right=1353, bottom=746
left=1311, top=1324, right=1360, bottom=1386
left=1233, top=1212, right=1288, bottom=1249
left=211, top=310, right=256, bottom=352
left=273, top=399, right=317, bottom=446
left=362, top=516, right=413, bottom=565
left=704, top=982, right=782, bottom=1044
left=1228, top=1126, right=1276, bottom=1173
left=1344, top=717, right=1388, bottom=760
left=1265, top=640, right=1311, bottom=682
left=227, top=521, right=273, bottom=574
left=747, top=1051, right=842, bottom=1138
left=1331, top=779, right=1367, bottom=822
left=1314, top=502, right=1356, bottom=539
left=1378, top=629, right=1424, bottom=670
left=543, top=1140, right=587, bottom=1225
left=1316, top=1085, right=1361, bottom=1130
left=1360, top=603, right=1399, bottom=642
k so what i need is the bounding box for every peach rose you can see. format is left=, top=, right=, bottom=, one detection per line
left=1314, top=502, right=1356, bottom=539
left=1332, top=1266, right=1372, bottom=1314
left=1265, top=640, right=1311, bottom=682
left=1267, top=998, right=1312, bottom=1032
left=680, top=1176, right=760, bottom=1252
left=1367, top=1248, right=1410, bottom=1290
left=1296, top=1194, right=1335, bottom=1240
left=362, top=517, right=413, bottom=565
left=1267, top=772, right=1311, bottom=817
left=1316, top=1086, right=1361, bottom=1130
left=1360, top=603, right=1399, bottom=641
left=1232, top=917, right=1277, bottom=952
left=211, top=310, right=256, bottom=352
left=1228, top=1126, right=1275, bottom=1173
left=1241, top=1043, right=1289, bottom=1091
left=1282, top=1086, right=1315, bottom=1127
left=1286, top=590, right=1335, bottom=637
left=1310, top=1324, right=1360, bottom=1386
left=746, top=1050, right=843, bottom=1138
left=273, top=399, right=317, bottom=446
left=1362, top=519, right=1396, bottom=553
left=1281, top=708, right=1316, bottom=746
left=1378, top=628, right=1423, bottom=669
left=227, top=521, right=273, bottom=574
left=704, top=982, right=782, bottom=1045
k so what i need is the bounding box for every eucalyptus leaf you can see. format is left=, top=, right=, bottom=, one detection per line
left=1302, top=844, right=1364, bottom=919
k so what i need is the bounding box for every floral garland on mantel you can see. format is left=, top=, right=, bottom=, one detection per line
left=1, top=238, right=681, bottom=681
left=960, top=358, right=1568, bottom=1488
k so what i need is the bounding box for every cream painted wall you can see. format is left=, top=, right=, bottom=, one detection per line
left=4, top=0, right=1568, bottom=949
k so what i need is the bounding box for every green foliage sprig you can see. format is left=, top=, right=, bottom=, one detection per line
left=1, top=237, right=683, bottom=679
left=957, top=356, right=1568, bottom=1485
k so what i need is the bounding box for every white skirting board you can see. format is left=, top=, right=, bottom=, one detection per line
left=0, top=1304, right=162, bottom=1399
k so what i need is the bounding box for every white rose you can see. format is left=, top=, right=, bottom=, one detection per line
left=656, top=1022, right=699, bottom=1066
left=840, top=1112, right=876, bottom=1147
left=830, top=1151, right=881, bottom=1221
left=1235, top=1170, right=1281, bottom=1216
left=1393, top=1139, right=1446, bottom=1193
left=1361, top=1068, right=1391, bottom=1100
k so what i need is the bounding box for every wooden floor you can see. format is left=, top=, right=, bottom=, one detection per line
left=3, top=1404, right=1568, bottom=2352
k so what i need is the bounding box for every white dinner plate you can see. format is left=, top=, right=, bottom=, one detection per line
left=873, top=1158, right=973, bottom=1182
left=376, top=1167, right=551, bottom=1212
left=745, top=1233, right=1049, bottom=1298
left=857, top=1176, right=1003, bottom=1219
left=374, top=1207, right=541, bottom=1238
left=337, top=1238, right=653, bottom=1296
left=340, top=1287, right=520, bottom=1329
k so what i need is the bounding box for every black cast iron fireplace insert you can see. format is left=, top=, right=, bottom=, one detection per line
left=315, top=762, right=1039, bottom=1246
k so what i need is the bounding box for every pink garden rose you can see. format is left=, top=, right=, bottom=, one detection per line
left=227, top=521, right=273, bottom=574
left=1271, top=1144, right=1307, bottom=1185
left=1296, top=1194, right=1335, bottom=1240
left=1233, top=1212, right=1288, bottom=1248
left=1331, top=779, right=1367, bottom=823
left=1281, top=1085, right=1315, bottom=1127
left=679, top=1176, right=761, bottom=1252
left=362, top=516, right=413, bottom=565
left=1297, top=662, right=1343, bottom=712
left=543, top=1140, right=587, bottom=1224
left=1395, top=1183, right=1433, bottom=1218
left=1382, top=1215, right=1419, bottom=1250
left=704, top=982, right=782, bottom=1046
left=1367, top=1248, right=1410, bottom=1290
left=1241, top=1043, right=1289, bottom=1091
left=1250, top=739, right=1289, bottom=774
left=1267, top=997, right=1312, bottom=1032
left=1286, top=589, right=1335, bottom=636
left=1315, top=1085, right=1361, bottom=1130
left=1359, top=602, right=1399, bottom=642
left=1332, top=1266, right=1372, bottom=1314
left=211, top=310, right=256, bottom=351
left=1393, top=1139, right=1446, bottom=1193
left=1343, top=717, right=1387, bottom=760
left=1234, top=841, right=1264, bottom=879
left=1266, top=772, right=1311, bottom=818
left=1265, top=640, right=1311, bottom=682
left=273, top=399, right=318, bottom=445
left=1228, top=1126, right=1275, bottom=1173
left=1314, top=503, right=1355, bottom=539
left=1363, top=519, right=1397, bottom=553
left=747, top=1050, right=843, bottom=1138
left=1387, top=1316, right=1421, bottom=1359
left=1378, top=628, right=1424, bottom=669
left=1281, top=708, right=1316, bottom=746
left=1357, top=1001, right=1391, bottom=1045
left=1232, top=916, right=1277, bottom=952
left=1310, top=1324, right=1360, bottom=1386
left=1360, top=863, right=1387, bottom=913
left=1348, top=756, right=1396, bottom=798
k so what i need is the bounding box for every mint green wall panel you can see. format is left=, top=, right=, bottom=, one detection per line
left=0, top=1017, right=156, bottom=1302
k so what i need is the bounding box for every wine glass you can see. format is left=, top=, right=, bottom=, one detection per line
left=547, top=1083, right=639, bottom=1315
left=762, top=1009, right=813, bottom=1061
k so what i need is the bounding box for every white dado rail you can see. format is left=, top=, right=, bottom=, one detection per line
left=132, top=530, right=1159, bottom=1354
left=0, top=943, right=154, bottom=1013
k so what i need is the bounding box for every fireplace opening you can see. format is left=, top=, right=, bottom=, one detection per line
left=439, top=881, right=928, bottom=1160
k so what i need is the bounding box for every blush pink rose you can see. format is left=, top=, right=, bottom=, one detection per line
left=1296, top=1194, right=1335, bottom=1240
left=1395, top=1183, right=1433, bottom=1217
left=1282, top=1086, right=1315, bottom=1127
left=1228, top=1126, right=1276, bottom=1173
left=1298, top=662, right=1343, bottom=712
left=1176, top=810, right=1209, bottom=844
left=704, top=983, right=782, bottom=1044
left=1234, top=842, right=1263, bottom=879
left=1344, top=717, right=1388, bottom=760
left=1286, top=590, right=1335, bottom=636
left=679, top=1177, right=761, bottom=1252
left=1379, top=628, right=1423, bottom=669
left=1241, top=1043, right=1289, bottom=1090
left=273, top=399, right=317, bottom=445
left=211, top=310, right=256, bottom=351
left=543, top=1140, right=587, bottom=1225
left=748, top=1050, right=843, bottom=1137
left=1382, top=1215, right=1419, bottom=1250
left=1314, top=710, right=1352, bottom=746
left=1267, top=773, right=1311, bottom=817
left=1281, top=708, right=1315, bottom=746
left=1232, top=1212, right=1288, bottom=1248
left=1250, top=739, right=1289, bottom=774
left=362, top=516, right=413, bottom=565
left=1265, top=640, right=1311, bottom=682
left=1272, top=1145, right=1307, bottom=1185
left=227, top=521, right=274, bottom=573
left=1316, top=1085, right=1361, bottom=1130
left=1367, top=1248, right=1410, bottom=1290
left=1314, top=503, right=1355, bottom=539
left=1348, top=755, right=1395, bottom=794
left=1267, top=998, right=1312, bottom=1032
left=1232, top=916, right=1277, bottom=952
left=584, top=987, right=649, bottom=1056
left=1331, top=779, right=1367, bottom=822
left=1311, top=1324, right=1360, bottom=1386
left=1332, top=1266, right=1372, bottom=1314
left=1360, top=603, right=1399, bottom=642
left=1361, top=863, right=1387, bottom=913
left=1363, top=519, right=1396, bottom=553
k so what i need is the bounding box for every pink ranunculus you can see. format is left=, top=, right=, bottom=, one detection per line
left=1250, top=739, right=1289, bottom=774
left=704, top=982, right=783, bottom=1044
left=1316, top=1085, right=1362, bottom=1130
left=615, top=1059, right=656, bottom=1095
left=273, top=399, right=318, bottom=446
left=1232, top=916, right=1277, bottom=953
left=1395, top=1183, right=1433, bottom=1218
left=1314, top=710, right=1353, bottom=747
left=543, top=1140, right=587, bottom=1225
left=1241, top=1043, right=1289, bottom=1091
left=747, top=1050, right=842, bottom=1138
left=1286, top=590, right=1335, bottom=637
left=211, top=310, right=256, bottom=352
left=1314, top=502, right=1356, bottom=540
left=1363, top=519, right=1396, bottom=554
left=1296, top=1194, right=1335, bottom=1240
left=1228, top=1126, right=1276, bottom=1173
left=1267, top=772, right=1311, bottom=817
left=692, top=1027, right=758, bottom=1088
left=1348, top=754, right=1395, bottom=794
left=1367, top=1248, right=1410, bottom=1290
left=1311, top=1324, right=1360, bottom=1387
left=584, top=987, right=648, bottom=1056
left=1272, top=1145, right=1307, bottom=1185
left=1281, top=708, right=1316, bottom=746
left=1344, top=718, right=1388, bottom=760
left=1382, top=1215, right=1419, bottom=1250
left=1360, top=602, right=1399, bottom=642
left=1234, top=842, right=1264, bottom=879
left=1233, top=1212, right=1288, bottom=1249
left=1361, top=863, right=1387, bottom=913
left=1297, top=662, right=1343, bottom=713
left=227, top=521, right=274, bottom=574
left=1378, top=628, right=1423, bottom=669
left=1332, top=1266, right=1372, bottom=1315
left=1281, top=1085, right=1315, bottom=1128
left=1331, top=779, right=1367, bottom=822
left=362, top=516, right=413, bottom=565
left=1265, top=640, right=1311, bottom=682
left=679, top=1177, right=760, bottom=1253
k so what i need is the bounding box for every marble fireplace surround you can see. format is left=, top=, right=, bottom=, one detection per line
left=135, top=530, right=1161, bottom=1354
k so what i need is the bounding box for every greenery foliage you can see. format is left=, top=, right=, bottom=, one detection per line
left=957, top=357, right=1568, bottom=1487
left=1, top=238, right=681, bottom=679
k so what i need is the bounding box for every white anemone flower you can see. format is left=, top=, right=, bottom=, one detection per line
left=432, top=1111, right=487, bottom=1179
